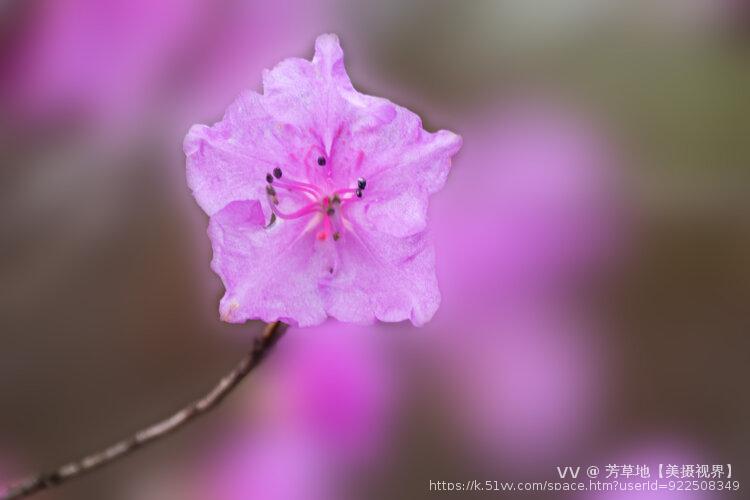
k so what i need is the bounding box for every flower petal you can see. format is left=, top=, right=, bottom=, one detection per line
left=351, top=190, right=428, bottom=238
left=322, top=228, right=440, bottom=326
left=262, top=34, right=354, bottom=156
left=185, top=90, right=310, bottom=216
left=343, top=104, right=463, bottom=196
left=336, top=109, right=461, bottom=238
left=209, top=200, right=331, bottom=327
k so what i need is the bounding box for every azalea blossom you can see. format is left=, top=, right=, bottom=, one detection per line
left=185, top=34, right=461, bottom=327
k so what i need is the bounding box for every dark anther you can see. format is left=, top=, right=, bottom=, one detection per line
left=317, top=156, right=326, bottom=166
left=266, top=185, right=276, bottom=196
left=273, top=167, right=283, bottom=179
left=355, top=188, right=363, bottom=198
left=266, top=213, right=277, bottom=228
left=332, top=194, right=341, bottom=204
left=327, top=207, right=335, bottom=216
left=333, top=232, right=340, bottom=241
left=357, top=177, right=367, bottom=190
left=266, top=173, right=274, bottom=183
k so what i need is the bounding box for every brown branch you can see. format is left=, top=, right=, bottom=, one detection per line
left=1, top=321, right=287, bottom=500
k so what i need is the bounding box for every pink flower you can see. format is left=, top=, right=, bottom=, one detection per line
left=434, top=102, right=622, bottom=312
left=427, top=102, right=623, bottom=466
left=439, top=303, right=605, bottom=468
left=134, top=324, right=394, bottom=500
left=584, top=437, right=717, bottom=500
left=184, top=34, right=462, bottom=327
left=199, top=431, right=339, bottom=500
left=0, top=0, right=204, bottom=126
left=256, top=323, right=396, bottom=463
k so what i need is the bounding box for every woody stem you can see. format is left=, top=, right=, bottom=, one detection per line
left=0, top=321, right=287, bottom=500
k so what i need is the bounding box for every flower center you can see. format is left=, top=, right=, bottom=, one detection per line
left=264, top=157, right=366, bottom=242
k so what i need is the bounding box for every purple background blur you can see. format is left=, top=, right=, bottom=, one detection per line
left=1, top=1, right=748, bottom=499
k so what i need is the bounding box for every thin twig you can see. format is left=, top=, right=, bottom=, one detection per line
left=1, top=321, right=287, bottom=499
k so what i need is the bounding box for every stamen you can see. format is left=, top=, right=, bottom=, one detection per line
left=328, top=201, right=346, bottom=242
left=275, top=177, right=325, bottom=197
left=266, top=213, right=277, bottom=228
left=269, top=200, right=321, bottom=220
left=262, top=153, right=365, bottom=240
left=333, top=188, right=358, bottom=197
left=273, top=180, right=319, bottom=198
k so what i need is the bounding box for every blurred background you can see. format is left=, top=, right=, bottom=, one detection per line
left=1, top=1, right=748, bottom=498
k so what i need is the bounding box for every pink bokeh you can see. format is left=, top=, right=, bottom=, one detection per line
left=434, top=101, right=623, bottom=309
left=1, top=0, right=329, bottom=132
left=427, top=101, right=622, bottom=466
left=583, top=437, right=720, bottom=499
left=198, top=431, right=339, bottom=500
left=252, top=323, right=397, bottom=464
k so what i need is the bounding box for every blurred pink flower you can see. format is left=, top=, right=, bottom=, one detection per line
left=185, top=34, right=462, bottom=327
left=0, top=0, right=204, bottom=126
left=199, top=431, right=339, bottom=500
left=434, top=101, right=622, bottom=314
left=427, top=101, right=622, bottom=465
left=256, top=323, right=396, bottom=464
left=189, top=323, right=395, bottom=500
left=439, top=303, right=604, bottom=467
left=171, top=0, right=333, bottom=125
left=0, top=0, right=329, bottom=133
left=584, top=437, right=719, bottom=499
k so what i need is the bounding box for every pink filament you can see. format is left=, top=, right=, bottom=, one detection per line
left=269, top=200, right=321, bottom=220
left=317, top=214, right=333, bottom=241
left=273, top=180, right=320, bottom=198
left=276, top=177, right=324, bottom=197
left=333, top=188, right=358, bottom=197
left=265, top=164, right=364, bottom=238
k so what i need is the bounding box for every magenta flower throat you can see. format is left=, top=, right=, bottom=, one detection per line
left=185, top=34, right=462, bottom=327
left=263, top=159, right=366, bottom=242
